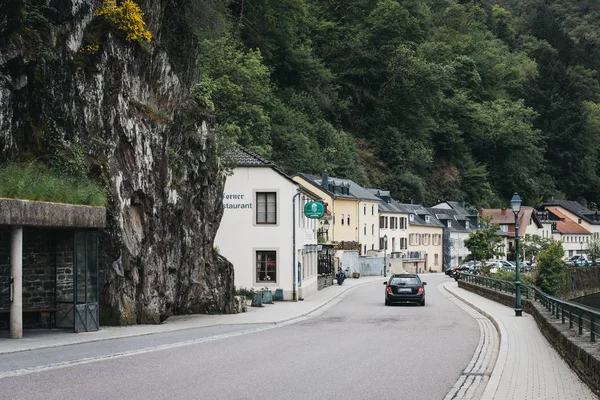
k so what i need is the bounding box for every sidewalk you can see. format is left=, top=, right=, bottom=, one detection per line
left=0, top=276, right=384, bottom=355
left=444, top=281, right=597, bottom=400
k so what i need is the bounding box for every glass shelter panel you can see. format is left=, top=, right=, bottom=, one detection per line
left=73, top=231, right=99, bottom=332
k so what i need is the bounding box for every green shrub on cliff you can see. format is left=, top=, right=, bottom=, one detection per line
left=0, top=163, right=107, bottom=206
left=535, top=242, right=568, bottom=296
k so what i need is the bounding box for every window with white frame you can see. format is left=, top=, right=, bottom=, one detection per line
left=256, top=192, right=276, bottom=224
left=409, top=214, right=414, bottom=221
left=256, top=251, right=277, bottom=282
left=425, top=215, right=430, bottom=222
left=423, top=234, right=429, bottom=245
left=433, top=234, right=439, bottom=246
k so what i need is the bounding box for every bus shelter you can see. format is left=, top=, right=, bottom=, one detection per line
left=0, top=198, right=106, bottom=338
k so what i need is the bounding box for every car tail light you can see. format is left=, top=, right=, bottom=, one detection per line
left=386, top=286, right=392, bottom=294
left=417, top=286, right=424, bottom=295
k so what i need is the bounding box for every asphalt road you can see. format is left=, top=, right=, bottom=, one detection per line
left=0, top=275, right=479, bottom=400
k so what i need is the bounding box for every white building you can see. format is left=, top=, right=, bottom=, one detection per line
left=368, top=189, right=409, bottom=256
left=542, top=200, right=600, bottom=246
left=431, top=202, right=475, bottom=269
left=544, top=207, right=592, bottom=259
left=215, top=148, right=320, bottom=300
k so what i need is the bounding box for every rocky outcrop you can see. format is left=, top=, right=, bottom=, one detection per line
left=0, top=0, right=234, bottom=324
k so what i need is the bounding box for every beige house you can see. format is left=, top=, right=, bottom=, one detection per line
left=293, top=172, right=380, bottom=254
left=402, top=204, right=445, bottom=272
left=479, top=207, right=544, bottom=260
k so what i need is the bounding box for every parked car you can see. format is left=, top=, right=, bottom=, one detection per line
left=384, top=274, right=426, bottom=306
left=448, top=265, right=472, bottom=276
left=566, top=255, right=588, bottom=267
left=522, top=262, right=536, bottom=272
left=486, top=261, right=503, bottom=274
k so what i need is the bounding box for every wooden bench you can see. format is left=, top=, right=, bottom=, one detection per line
left=0, top=308, right=61, bottom=329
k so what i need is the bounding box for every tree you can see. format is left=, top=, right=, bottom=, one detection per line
left=586, top=237, right=600, bottom=261
left=520, top=234, right=555, bottom=262
left=463, top=216, right=503, bottom=271
left=535, top=241, right=568, bottom=296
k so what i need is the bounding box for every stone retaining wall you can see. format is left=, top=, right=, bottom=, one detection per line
left=567, top=267, right=600, bottom=299
left=458, top=280, right=600, bottom=397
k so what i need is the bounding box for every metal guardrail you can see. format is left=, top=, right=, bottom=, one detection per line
left=461, top=273, right=600, bottom=343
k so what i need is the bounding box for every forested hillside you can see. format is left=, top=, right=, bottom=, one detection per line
left=195, top=0, right=600, bottom=208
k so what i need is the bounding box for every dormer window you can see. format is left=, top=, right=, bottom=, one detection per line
left=447, top=221, right=451, bottom=228
left=409, top=214, right=414, bottom=221
left=465, top=221, right=469, bottom=229
left=425, top=215, right=430, bottom=222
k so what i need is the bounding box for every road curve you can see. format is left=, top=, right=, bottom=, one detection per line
left=0, top=274, right=481, bottom=400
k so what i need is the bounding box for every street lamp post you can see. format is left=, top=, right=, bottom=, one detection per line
left=511, top=192, right=523, bottom=317
left=383, top=234, right=388, bottom=277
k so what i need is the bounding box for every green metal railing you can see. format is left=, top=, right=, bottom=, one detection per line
left=460, top=273, right=600, bottom=342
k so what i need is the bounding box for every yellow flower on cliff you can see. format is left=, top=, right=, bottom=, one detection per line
left=95, top=0, right=152, bottom=43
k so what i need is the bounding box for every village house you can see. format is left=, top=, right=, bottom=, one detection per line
left=215, top=148, right=321, bottom=300
left=368, top=189, right=409, bottom=257
left=430, top=201, right=475, bottom=269
left=542, top=199, right=600, bottom=245
left=479, top=207, right=543, bottom=261
left=543, top=207, right=592, bottom=259
left=293, top=172, right=380, bottom=254
left=402, top=204, right=445, bottom=272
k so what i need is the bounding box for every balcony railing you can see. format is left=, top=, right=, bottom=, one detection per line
left=405, top=251, right=426, bottom=260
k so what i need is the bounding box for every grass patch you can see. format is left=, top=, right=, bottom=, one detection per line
left=0, top=163, right=107, bottom=206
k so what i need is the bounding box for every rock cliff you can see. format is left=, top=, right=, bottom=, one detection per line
left=0, top=0, right=234, bottom=324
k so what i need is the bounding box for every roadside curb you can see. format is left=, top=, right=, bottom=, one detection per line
left=0, top=277, right=384, bottom=355
left=442, top=281, right=508, bottom=400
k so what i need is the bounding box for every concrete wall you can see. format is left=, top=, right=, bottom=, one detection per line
left=458, top=280, right=600, bottom=397
left=0, top=198, right=105, bottom=228
left=340, top=251, right=384, bottom=276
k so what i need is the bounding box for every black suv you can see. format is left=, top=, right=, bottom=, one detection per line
left=384, top=274, right=427, bottom=306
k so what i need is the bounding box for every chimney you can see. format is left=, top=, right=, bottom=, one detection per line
left=321, top=170, right=329, bottom=189
left=501, top=208, right=506, bottom=216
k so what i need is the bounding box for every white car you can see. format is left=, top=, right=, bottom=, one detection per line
left=486, top=261, right=503, bottom=274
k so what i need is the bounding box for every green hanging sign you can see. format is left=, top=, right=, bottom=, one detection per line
left=304, top=201, right=325, bottom=218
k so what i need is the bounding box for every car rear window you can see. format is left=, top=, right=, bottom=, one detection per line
left=389, top=277, right=421, bottom=285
